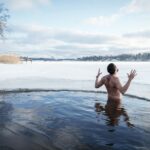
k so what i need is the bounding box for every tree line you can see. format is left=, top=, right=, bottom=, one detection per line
left=77, top=53, right=150, bottom=61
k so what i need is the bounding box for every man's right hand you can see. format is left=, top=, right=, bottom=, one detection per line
left=96, top=68, right=102, bottom=78
left=127, top=70, right=137, bottom=80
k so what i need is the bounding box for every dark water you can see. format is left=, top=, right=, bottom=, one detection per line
left=0, top=91, right=150, bottom=150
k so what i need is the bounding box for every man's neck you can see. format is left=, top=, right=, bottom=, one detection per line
left=110, top=73, right=117, bottom=77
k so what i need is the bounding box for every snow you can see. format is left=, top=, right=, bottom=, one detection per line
left=0, top=61, right=149, bottom=99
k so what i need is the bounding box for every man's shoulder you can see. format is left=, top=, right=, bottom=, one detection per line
left=101, top=75, right=110, bottom=82
left=102, top=75, right=109, bottom=78
left=101, top=75, right=108, bottom=80
left=102, top=75, right=119, bottom=81
left=102, top=74, right=111, bottom=79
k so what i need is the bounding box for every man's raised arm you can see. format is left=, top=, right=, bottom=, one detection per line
left=95, top=68, right=104, bottom=88
left=116, top=70, right=137, bottom=94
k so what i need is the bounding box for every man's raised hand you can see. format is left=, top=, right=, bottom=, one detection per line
left=96, top=68, right=102, bottom=78
left=127, top=69, right=137, bottom=80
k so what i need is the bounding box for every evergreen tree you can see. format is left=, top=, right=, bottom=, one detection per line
left=0, top=3, right=9, bottom=37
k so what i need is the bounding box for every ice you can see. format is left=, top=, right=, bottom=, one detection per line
left=0, top=61, right=149, bottom=99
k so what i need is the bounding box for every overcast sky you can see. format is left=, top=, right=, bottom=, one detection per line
left=0, top=0, right=150, bottom=58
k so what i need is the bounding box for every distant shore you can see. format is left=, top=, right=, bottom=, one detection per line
left=1, top=52, right=150, bottom=64
left=21, top=52, right=150, bottom=62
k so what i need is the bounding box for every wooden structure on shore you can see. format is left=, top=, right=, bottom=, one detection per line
left=20, top=57, right=32, bottom=63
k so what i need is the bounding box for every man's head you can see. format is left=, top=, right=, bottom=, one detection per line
left=107, top=63, right=118, bottom=75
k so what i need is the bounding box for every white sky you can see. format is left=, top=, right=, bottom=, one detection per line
left=0, top=0, right=150, bottom=58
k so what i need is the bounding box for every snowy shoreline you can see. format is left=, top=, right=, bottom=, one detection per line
left=0, top=61, right=149, bottom=99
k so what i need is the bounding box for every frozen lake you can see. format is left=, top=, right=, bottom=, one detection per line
left=0, top=61, right=149, bottom=100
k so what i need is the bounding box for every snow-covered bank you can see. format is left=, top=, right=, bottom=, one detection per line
left=0, top=61, right=149, bottom=99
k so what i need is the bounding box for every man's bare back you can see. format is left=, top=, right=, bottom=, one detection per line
left=102, top=75, right=121, bottom=100
left=95, top=63, right=137, bottom=101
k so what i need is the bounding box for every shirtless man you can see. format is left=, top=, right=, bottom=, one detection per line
left=95, top=63, right=137, bottom=101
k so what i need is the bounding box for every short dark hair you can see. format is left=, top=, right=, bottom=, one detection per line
left=107, top=63, right=116, bottom=75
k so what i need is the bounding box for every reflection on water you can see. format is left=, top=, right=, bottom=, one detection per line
left=94, top=100, right=134, bottom=128
left=0, top=91, right=150, bottom=150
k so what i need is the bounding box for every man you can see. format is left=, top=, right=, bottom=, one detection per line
left=95, top=63, right=137, bottom=101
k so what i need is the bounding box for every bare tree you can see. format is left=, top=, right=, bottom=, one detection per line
left=0, top=3, right=9, bottom=37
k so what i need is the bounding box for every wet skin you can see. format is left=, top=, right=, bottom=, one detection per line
left=95, top=67, right=137, bottom=100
